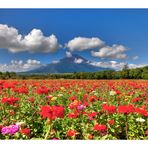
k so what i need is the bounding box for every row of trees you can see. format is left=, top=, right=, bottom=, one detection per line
left=0, top=66, right=148, bottom=80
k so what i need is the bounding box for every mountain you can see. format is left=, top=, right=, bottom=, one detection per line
left=27, top=54, right=112, bottom=73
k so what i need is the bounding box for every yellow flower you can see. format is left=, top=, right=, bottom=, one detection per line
left=78, top=91, right=82, bottom=95
left=126, top=96, right=132, bottom=99
left=51, top=97, right=57, bottom=101
left=60, top=87, right=65, bottom=90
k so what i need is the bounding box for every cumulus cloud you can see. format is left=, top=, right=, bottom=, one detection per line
left=0, top=24, right=61, bottom=53
left=66, top=51, right=72, bottom=57
left=0, top=59, right=43, bottom=72
left=66, top=37, right=104, bottom=51
left=66, top=36, right=129, bottom=60
left=88, top=60, right=125, bottom=70
left=74, top=58, right=84, bottom=64
left=88, top=60, right=147, bottom=70
left=91, top=44, right=128, bottom=59
left=128, top=63, right=147, bottom=69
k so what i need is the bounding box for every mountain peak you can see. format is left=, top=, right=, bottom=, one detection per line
left=60, top=54, right=87, bottom=63
left=27, top=54, right=112, bottom=73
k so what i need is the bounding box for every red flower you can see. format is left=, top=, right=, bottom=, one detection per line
left=69, top=96, right=77, bottom=101
left=52, top=138, right=59, bottom=140
left=88, top=112, right=97, bottom=120
left=21, top=128, right=31, bottom=136
left=68, top=110, right=79, bottom=118
left=40, top=105, right=64, bottom=120
left=27, top=97, right=35, bottom=103
left=9, top=110, right=15, bottom=116
left=17, top=87, right=28, bottom=94
left=82, top=94, right=88, bottom=101
left=116, top=90, right=121, bottom=95
left=88, top=134, right=94, bottom=139
left=83, top=102, right=89, bottom=107
left=94, top=124, right=107, bottom=132
left=131, top=98, right=140, bottom=103
left=135, top=107, right=148, bottom=116
left=102, top=104, right=116, bottom=114
left=0, top=124, right=3, bottom=131
left=3, top=82, right=17, bottom=89
left=108, top=119, right=115, bottom=126
left=118, top=104, right=135, bottom=114
left=89, top=96, right=98, bottom=102
left=67, top=130, right=77, bottom=137
left=145, top=130, right=148, bottom=136
left=1, top=97, right=19, bottom=105
left=36, top=87, right=49, bottom=95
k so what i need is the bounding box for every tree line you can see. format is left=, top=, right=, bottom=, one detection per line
left=0, top=65, right=148, bottom=80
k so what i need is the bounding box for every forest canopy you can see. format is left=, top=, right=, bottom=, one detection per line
left=0, top=66, right=148, bottom=80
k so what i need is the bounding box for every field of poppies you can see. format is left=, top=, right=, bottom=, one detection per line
left=0, top=79, right=148, bottom=140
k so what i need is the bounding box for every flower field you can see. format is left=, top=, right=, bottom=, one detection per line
left=0, top=79, right=148, bottom=140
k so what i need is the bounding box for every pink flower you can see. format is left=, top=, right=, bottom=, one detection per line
left=9, top=124, right=20, bottom=135
left=1, top=124, right=20, bottom=135
left=77, top=105, right=85, bottom=111
left=52, top=138, right=59, bottom=140
left=1, top=127, right=10, bottom=135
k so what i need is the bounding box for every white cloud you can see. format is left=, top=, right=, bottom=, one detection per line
left=128, top=63, right=147, bottom=69
left=88, top=60, right=125, bottom=70
left=132, top=56, right=139, bottom=60
left=66, top=37, right=104, bottom=51
left=65, top=51, right=72, bottom=57
left=11, top=60, right=23, bottom=65
left=88, top=60, right=147, bottom=70
left=91, top=44, right=128, bottom=59
left=0, top=24, right=61, bottom=53
left=74, top=58, right=84, bottom=64
left=0, top=59, right=43, bottom=72
left=52, top=60, right=60, bottom=64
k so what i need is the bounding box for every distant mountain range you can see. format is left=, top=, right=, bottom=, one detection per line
left=27, top=54, right=112, bottom=73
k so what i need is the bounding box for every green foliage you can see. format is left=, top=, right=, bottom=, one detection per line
left=0, top=66, right=148, bottom=80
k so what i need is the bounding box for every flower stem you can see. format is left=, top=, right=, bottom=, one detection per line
left=125, top=115, right=128, bottom=139
left=44, top=124, right=51, bottom=140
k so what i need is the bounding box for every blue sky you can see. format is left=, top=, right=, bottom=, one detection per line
left=0, top=9, right=148, bottom=72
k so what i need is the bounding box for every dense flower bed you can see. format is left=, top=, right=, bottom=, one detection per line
left=0, top=79, right=148, bottom=140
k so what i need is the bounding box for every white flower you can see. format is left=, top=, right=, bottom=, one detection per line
left=136, top=117, right=145, bottom=123
left=94, top=93, right=99, bottom=96
left=57, top=94, right=63, bottom=97
left=109, top=90, right=117, bottom=96
left=16, top=121, right=26, bottom=126
left=92, top=91, right=96, bottom=93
